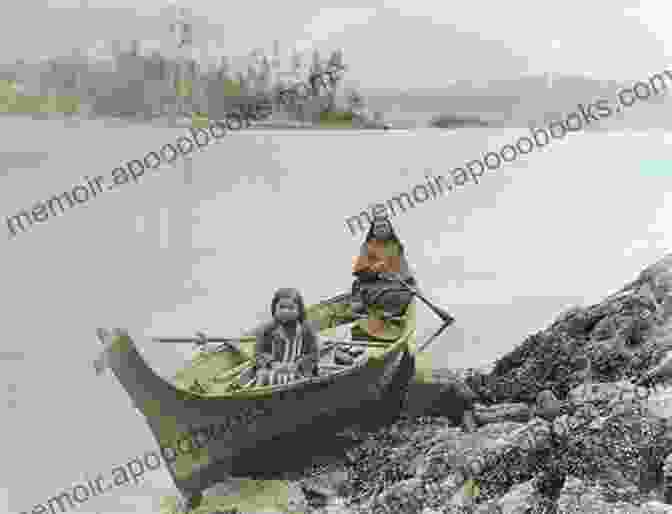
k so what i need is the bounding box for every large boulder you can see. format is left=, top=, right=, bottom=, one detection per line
left=495, top=480, right=539, bottom=514
left=549, top=381, right=672, bottom=499
left=474, top=254, right=672, bottom=406
left=404, top=365, right=479, bottom=424
left=556, top=476, right=672, bottom=514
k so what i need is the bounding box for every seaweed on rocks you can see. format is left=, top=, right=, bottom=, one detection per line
left=480, top=269, right=669, bottom=405
left=550, top=385, right=672, bottom=504
left=340, top=415, right=451, bottom=507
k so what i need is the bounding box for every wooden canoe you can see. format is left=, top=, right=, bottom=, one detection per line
left=94, top=292, right=416, bottom=504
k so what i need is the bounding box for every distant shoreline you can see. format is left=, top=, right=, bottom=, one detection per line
left=428, top=113, right=497, bottom=129
left=4, top=110, right=666, bottom=133
left=0, top=112, right=391, bottom=130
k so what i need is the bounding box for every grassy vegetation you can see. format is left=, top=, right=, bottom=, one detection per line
left=319, top=110, right=355, bottom=127
left=320, top=110, right=354, bottom=122
left=0, top=80, right=80, bottom=114
left=160, top=479, right=300, bottom=514
left=222, top=79, right=242, bottom=98
left=191, top=111, right=210, bottom=128
left=189, top=79, right=247, bottom=128
left=175, top=79, right=192, bottom=98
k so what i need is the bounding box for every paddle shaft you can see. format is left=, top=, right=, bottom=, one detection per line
left=416, top=320, right=452, bottom=353
left=395, top=279, right=454, bottom=324
left=376, top=276, right=456, bottom=353
left=152, top=337, right=254, bottom=344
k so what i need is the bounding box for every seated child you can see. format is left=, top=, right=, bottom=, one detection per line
left=251, top=288, right=321, bottom=386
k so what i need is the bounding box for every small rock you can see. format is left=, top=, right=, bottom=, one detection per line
left=287, top=482, right=309, bottom=513
left=598, top=467, right=635, bottom=490
left=322, top=496, right=353, bottom=514
left=535, top=390, right=563, bottom=420
left=642, top=501, right=672, bottom=513
left=556, top=475, right=644, bottom=514
left=474, top=403, right=532, bottom=425
left=496, top=480, right=538, bottom=514
left=410, top=453, right=429, bottom=477
left=447, top=478, right=480, bottom=507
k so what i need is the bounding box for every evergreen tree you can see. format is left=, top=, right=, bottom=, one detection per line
left=308, top=49, right=324, bottom=98
left=217, top=56, right=231, bottom=81
left=259, top=55, right=271, bottom=93
left=327, top=49, right=344, bottom=70
left=246, top=64, right=257, bottom=93
left=271, top=81, right=285, bottom=109
left=291, top=50, right=303, bottom=79
left=323, top=49, right=345, bottom=111
left=310, top=49, right=322, bottom=75
left=347, top=89, right=365, bottom=112
left=325, top=49, right=345, bottom=88
left=272, top=40, right=281, bottom=69
left=236, top=71, right=248, bottom=95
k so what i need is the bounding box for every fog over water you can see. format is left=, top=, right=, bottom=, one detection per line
left=2, top=117, right=671, bottom=512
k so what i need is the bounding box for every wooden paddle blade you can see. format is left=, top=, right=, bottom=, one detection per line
left=93, top=353, right=107, bottom=375
left=94, top=328, right=113, bottom=375
left=416, top=318, right=456, bottom=354
left=413, top=291, right=454, bottom=323
left=395, top=279, right=455, bottom=324
left=96, top=327, right=111, bottom=344
left=432, top=305, right=455, bottom=324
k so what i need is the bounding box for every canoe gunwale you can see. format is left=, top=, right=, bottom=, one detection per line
left=181, top=296, right=416, bottom=399
left=184, top=327, right=412, bottom=399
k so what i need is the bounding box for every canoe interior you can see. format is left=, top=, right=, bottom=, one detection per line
left=171, top=293, right=416, bottom=397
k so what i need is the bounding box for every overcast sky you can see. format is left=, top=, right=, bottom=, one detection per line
left=1, top=0, right=670, bottom=90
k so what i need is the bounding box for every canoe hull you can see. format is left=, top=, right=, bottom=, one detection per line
left=95, top=295, right=416, bottom=503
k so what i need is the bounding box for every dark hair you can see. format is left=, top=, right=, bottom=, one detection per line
left=270, top=288, right=306, bottom=323
left=364, top=215, right=405, bottom=253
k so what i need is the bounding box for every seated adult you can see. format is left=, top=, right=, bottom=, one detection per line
left=351, top=215, right=416, bottom=318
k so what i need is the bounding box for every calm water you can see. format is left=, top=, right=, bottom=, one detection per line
left=1, top=116, right=671, bottom=512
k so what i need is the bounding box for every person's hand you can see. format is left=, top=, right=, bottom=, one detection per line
left=255, top=368, right=272, bottom=386
left=269, top=362, right=297, bottom=385
left=371, top=261, right=384, bottom=272
left=271, top=362, right=298, bottom=375
left=256, top=354, right=272, bottom=368
left=351, top=299, right=367, bottom=315
left=378, top=271, right=401, bottom=282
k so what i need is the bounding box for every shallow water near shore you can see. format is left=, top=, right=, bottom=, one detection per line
left=2, top=115, right=671, bottom=512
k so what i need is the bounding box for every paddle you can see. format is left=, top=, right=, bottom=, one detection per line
left=151, top=332, right=255, bottom=352
left=393, top=277, right=455, bottom=325
left=154, top=326, right=389, bottom=355
left=316, top=291, right=352, bottom=307
left=377, top=273, right=456, bottom=353
left=322, top=339, right=389, bottom=349
left=416, top=320, right=454, bottom=354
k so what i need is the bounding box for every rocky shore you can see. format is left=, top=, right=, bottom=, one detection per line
left=165, top=254, right=672, bottom=514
